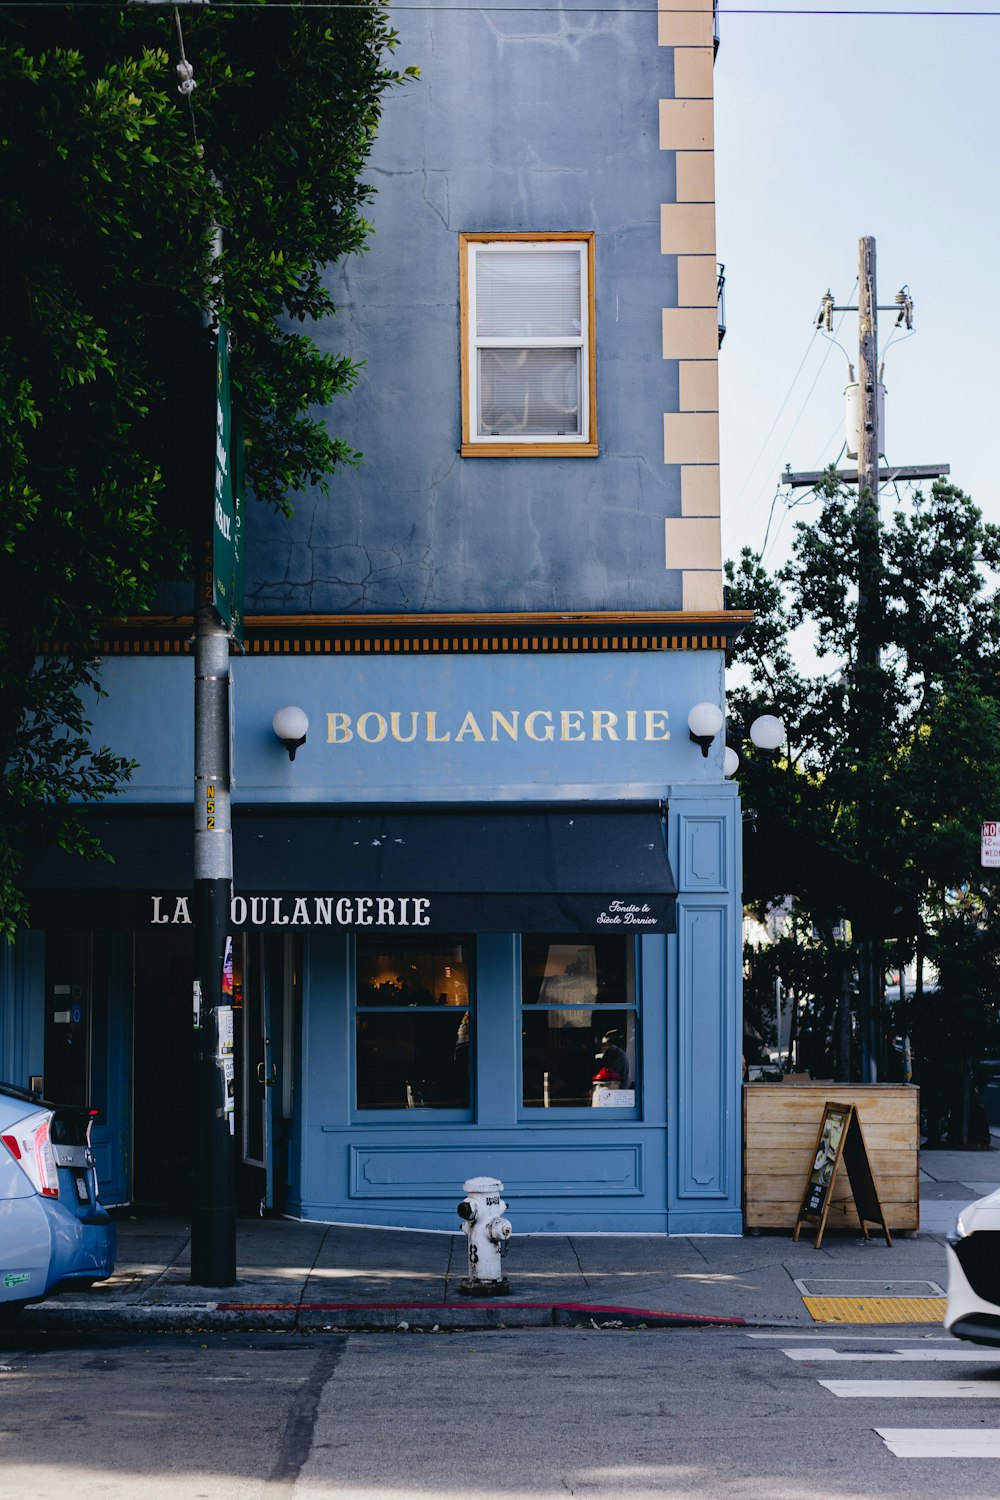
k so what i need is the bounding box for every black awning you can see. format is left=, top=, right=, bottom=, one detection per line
left=25, top=806, right=676, bottom=934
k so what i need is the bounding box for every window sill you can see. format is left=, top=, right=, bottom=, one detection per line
left=344, top=1109, right=475, bottom=1126
left=461, top=441, right=599, bottom=458
left=518, top=1107, right=642, bottom=1123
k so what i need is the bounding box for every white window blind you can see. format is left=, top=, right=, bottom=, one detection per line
left=465, top=238, right=592, bottom=447
left=475, top=251, right=582, bottom=339
left=478, top=348, right=581, bottom=436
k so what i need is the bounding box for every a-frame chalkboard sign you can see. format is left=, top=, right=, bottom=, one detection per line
left=792, top=1101, right=894, bottom=1249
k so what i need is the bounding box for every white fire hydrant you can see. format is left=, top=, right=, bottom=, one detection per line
left=456, top=1175, right=512, bottom=1296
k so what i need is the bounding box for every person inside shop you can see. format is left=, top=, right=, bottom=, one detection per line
left=591, top=1028, right=631, bottom=1104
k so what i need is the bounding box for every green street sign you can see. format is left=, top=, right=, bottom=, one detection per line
left=213, top=324, right=244, bottom=646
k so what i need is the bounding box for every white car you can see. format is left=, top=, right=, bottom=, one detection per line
left=945, top=1188, right=1000, bottom=1346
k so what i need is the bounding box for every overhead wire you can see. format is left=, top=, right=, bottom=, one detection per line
left=730, top=280, right=856, bottom=545
left=760, top=426, right=844, bottom=567
left=6, top=3, right=1000, bottom=12
left=723, top=322, right=824, bottom=522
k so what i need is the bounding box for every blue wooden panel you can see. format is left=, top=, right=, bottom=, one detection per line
left=301, top=929, right=352, bottom=1130
left=679, top=814, right=727, bottom=892
left=665, top=785, right=742, bottom=1229
left=639, top=934, right=667, bottom=1128
left=349, top=1140, right=643, bottom=1198
left=666, top=1209, right=743, bottom=1236
left=473, top=935, right=519, bottom=1128
left=0, top=932, right=44, bottom=1090
left=90, top=934, right=132, bottom=1206
left=676, top=904, right=729, bottom=1198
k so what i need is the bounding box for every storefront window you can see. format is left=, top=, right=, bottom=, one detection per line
left=521, top=936, right=638, bottom=1109
left=355, top=937, right=472, bottom=1110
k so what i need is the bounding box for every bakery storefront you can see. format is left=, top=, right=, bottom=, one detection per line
left=15, top=621, right=745, bottom=1234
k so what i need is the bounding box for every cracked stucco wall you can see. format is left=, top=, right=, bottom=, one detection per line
left=242, top=0, right=720, bottom=616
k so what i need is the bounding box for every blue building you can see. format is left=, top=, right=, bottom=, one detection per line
left=6, top=0, right=748, bottom=1233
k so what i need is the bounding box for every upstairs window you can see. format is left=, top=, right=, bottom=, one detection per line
left=460, top=234, right=597, bottom=456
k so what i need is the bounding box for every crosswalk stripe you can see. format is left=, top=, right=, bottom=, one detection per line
left=746, top=1332, right=954, bottom=1342
left=820, top=1379, right=1000, bottom=1399
left=876, top=1429, right=1000, bottom=1458
left=784, top=1347, right=1000, bottom=1363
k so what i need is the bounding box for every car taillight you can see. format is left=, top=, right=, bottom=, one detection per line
left=32, top=1116, right=59, bottom=1197
left=2, top=1110, right=59, bottom=1198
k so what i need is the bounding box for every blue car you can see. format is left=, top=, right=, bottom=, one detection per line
left=0, top=1081, right=115, bottom=1322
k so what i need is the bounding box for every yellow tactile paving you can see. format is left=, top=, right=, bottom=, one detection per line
left=803, top=1295, right=947, bottom=1324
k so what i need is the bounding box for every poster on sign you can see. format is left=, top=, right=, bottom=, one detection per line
left=793, top=1101, right=893, bottom=1250
left=982, top=821, right=1000, bottom=868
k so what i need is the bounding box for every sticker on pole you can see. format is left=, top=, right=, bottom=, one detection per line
left=982, top=821, right=1000, bottom=867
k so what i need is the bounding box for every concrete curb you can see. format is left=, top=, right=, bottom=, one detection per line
left=19, top=1300, right=748, bottom=1334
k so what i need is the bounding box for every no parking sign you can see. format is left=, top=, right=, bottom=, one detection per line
left=982, top=821, right=1000, bottom=867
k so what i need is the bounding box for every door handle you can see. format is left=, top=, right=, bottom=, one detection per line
left=257, top=1062, right=277, bottom=1086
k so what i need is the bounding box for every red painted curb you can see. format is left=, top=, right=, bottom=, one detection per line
left=216, top=1299, right=745, bottom=1326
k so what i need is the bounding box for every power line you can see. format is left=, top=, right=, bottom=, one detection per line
left=5, top=4, right=1000, bottom=13
left=724, top=325, right=822, bottom=521
left=726, top=281, right=856, bottom=540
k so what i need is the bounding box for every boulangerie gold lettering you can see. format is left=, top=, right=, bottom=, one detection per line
left=357, top=712, right=387, bottom=743
left=525, top=710, right=554, bottom=742
left=321, top=706, right=673, bottom=745
left=425, top=711, right=451, bottom=742
left=390, top=711, right=420, bottom=743
left=327, top=712, right=353, bottom=743
left=455, top=711, right=485, bottom=742
left=491, top=710, right=519, bottom=741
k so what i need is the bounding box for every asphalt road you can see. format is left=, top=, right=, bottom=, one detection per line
left=2, top=1326, right=1000, bottom=1498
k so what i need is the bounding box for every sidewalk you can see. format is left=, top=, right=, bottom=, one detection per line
left=20, top=1139, right=1000, bottom=1334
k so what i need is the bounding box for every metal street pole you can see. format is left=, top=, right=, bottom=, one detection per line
left=191, top=503, right=237, bottom=1287
left=191, top=243, right=237, bottom=1284
left=125, top=0, right=239, bottom=1291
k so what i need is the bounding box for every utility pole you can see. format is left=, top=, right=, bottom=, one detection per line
left=780, top=239, right=944, bottom=1085
left=855, top=235, right=882, bottom=1085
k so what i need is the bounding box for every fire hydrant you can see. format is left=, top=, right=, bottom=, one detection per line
left=456, top=1175, right=512, bottom=1296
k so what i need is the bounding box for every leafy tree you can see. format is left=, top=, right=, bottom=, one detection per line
left=728, top=477, right=1000, bottom=1123
left=0, top=3, right=417, bottom=939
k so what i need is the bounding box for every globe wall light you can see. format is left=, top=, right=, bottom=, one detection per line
left=724, top=710, right=785, bottom=777
left=687, top=701, right=724, bottom=757
left=272, top=705, right=309, bottom=761
left=749, top=713, right=785, bottom=752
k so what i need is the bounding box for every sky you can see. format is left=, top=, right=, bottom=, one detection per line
left=714, top=1, right=998, bottom=578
